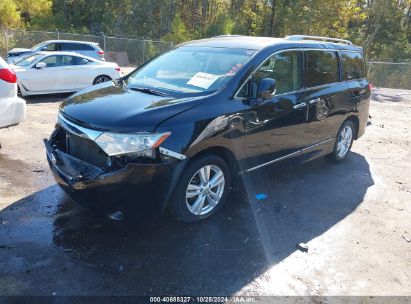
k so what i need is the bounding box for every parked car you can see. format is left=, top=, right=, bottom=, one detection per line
left=0, top=56, right=26, bottom=128
left=6, top=40, right=105, bottom=64
left=12, top=52, right=121, bottom=96
left=44, top=35, right=370, bottom=222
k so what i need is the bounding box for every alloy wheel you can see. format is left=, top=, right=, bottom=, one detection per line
left=95, top=76, right=110, bottom=84
left=185, top=165, right=225, bottom=216
left=337, top=125, right=353, bottom=158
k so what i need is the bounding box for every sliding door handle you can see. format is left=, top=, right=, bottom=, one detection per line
left=293, top=102, right=307, bottom=109
left=309, top=98, right=321, bottom=105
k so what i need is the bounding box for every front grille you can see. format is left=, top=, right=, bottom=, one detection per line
left=53, top=127, right=108, bottom=169
left=67, top=132, right=108, bottom=168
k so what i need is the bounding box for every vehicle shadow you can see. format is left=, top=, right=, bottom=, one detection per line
left=0, top=152, right=374, bottom=295
left=371, top=89, right=411, bottom=103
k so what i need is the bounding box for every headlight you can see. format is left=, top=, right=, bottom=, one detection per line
left=95, top=132, right=171, bottom=157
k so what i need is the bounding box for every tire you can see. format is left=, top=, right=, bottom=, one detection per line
left=168, top=154, right=231, bottom=223
left=93, top=75, right=112, bottom=85
left=329, top=120, right=355, bottom=162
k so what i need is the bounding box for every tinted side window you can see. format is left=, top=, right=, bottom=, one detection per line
left=238, top=51, right=301, bottom=97
left=305, top=51, right=339, bottom=87
left=341, top=51, right=365, bottom=80
left=73, top=56, right=90, bottom=65
left=59, top=43, right=94, bottom=51
left=41, top=55, right=63, bottom=67
left=79, top=44, right=96, bottom=50
left=54, top=43, right=63, bottom=51
left=61, top=55, right=76, bottom=66
left=44, top=43, right=57, bottom=51
left=61, top=43, right=79, bottom=51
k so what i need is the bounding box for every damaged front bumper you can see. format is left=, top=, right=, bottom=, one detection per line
left=44, top=138, right=185, bottom=216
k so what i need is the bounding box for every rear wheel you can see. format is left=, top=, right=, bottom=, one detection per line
left=168, top=154, right=231, bottom=223
left=330, top=120, right=355, bottom=162
left=93, top=75, right=112, bottom=85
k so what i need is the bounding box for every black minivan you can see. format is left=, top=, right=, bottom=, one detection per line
left=45, top=35, right=370, bottom=222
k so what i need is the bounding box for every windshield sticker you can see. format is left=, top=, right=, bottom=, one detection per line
left=187, top=72, right=220, bottom=89
left=226, top=63, right=243, bottom=76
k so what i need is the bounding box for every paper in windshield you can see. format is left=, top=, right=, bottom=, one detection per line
left=187, top=72, right=220, bottom=89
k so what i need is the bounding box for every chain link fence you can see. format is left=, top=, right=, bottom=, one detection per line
left=367, top=61, right=411, bottom=90
left=1, top=29, right=410, bottom=90
left=0, top=28, right=173, bottom=67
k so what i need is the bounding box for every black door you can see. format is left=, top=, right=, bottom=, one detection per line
left=241, top=50, right=308, bottom=170
left=341, top=51, right=369, bottom=104
left=303, top=50, right=351, bottom=152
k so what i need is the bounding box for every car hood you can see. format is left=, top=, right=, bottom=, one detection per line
left=8, top=48, right=32, bottom=54
left=60, top=82, right=205, bottom=132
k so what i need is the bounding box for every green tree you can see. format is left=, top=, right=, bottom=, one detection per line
left=0, top=0, right=52, bottom=28
left=4, top=0, right=409, bottom=63
left=162, top=14, right=191, bottom=44
left=362, top=0, right=411, bottom=60
left=205, top=14, right=234, bottom=37
left=0, top=0, right=23, bottom=28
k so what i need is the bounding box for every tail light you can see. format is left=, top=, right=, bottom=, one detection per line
left=115, top=67, right=120, bottom=72
left=368, top=83, right=373, bottom=91
left=0, top=68, right=17, bottom=83
left=97, top=50, right=105, bottom=55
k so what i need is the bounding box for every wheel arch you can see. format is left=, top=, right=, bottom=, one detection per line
left=93, top=74, right=112, bottom=84
left=161, top=145, right=239, bottom=213
left=189, top=146, right=239, bottom=179
left=345, top=115, right=359, bottom=139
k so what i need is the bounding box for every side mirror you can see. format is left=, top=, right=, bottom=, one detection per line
left=41, top=46, right=48, bottom=51
left=35, top=62, right=46, bottom=69
left=257, top=78, right=276, bottom=100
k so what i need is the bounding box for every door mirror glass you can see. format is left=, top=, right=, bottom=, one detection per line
left=35, top=62, right=46, bottom=69
left=257, top=78, right=276, bottom=100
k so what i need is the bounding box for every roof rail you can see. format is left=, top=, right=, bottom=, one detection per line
left=285, top=35, right=353, bottom=45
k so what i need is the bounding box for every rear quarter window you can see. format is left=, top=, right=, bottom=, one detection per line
left=305, top=50, right=339, bottom=87
left=341, top=51, right=365, bottom=80
left=78, top=44, right=96, bottom=50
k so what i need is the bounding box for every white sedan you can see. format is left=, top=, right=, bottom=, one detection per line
left=0, top=56, right=26, bottom=128
left=12, top=52, right=122, bottom=96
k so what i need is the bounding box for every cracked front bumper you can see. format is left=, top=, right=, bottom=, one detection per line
left=44, top=139, right=181, bottom=216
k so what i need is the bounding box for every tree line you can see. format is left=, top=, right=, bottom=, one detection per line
left=1, top=0, right=410, bottom=60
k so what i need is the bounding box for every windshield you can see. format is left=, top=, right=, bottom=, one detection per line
left=127, top=47, right=256, bottom=94
left=32, top=42, right=48, bottom=50
left=15, top=54, right=44, bottom=67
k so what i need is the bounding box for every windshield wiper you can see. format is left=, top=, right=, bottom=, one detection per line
left=129, top=86, right=169, bottom=97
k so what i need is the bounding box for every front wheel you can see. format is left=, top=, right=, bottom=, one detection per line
left=93, top=75, right=112, bottom=85
left=330, top=120, right=355, bottom=162
left=168, top=154, right=231, bottom=223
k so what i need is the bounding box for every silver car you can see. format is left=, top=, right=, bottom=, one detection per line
left=6, top=40, right=105, bottom=64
